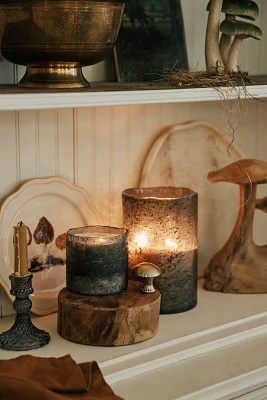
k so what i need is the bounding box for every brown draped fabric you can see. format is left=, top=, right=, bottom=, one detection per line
left=0, top=354, right=124, bottom=400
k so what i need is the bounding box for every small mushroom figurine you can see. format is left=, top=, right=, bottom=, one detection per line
left=132, top=262, right=161, bottom=293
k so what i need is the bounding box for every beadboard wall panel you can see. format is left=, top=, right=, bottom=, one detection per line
left=1, top=101, right=266, bottom=219
left=19, top=111, right=39, bottom=181
left=0, top=112, right=18, bottom=199
left=109, top=106, right=132, bottom=227
left=37, top=110, right=58, bottom=177
left=57, top=109, right=75, bottom=182
left=0, top=100, right=267, bottom=315
left=94, top=106, right=113, bottom=222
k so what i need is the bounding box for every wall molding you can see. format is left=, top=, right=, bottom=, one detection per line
left=177, top=366, right=267, bottom=400
left=0, top=83, right=266, bottom=111
left=103, top=312, right=267, bottom=384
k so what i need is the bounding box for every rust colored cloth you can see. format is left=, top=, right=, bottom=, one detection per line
left=0, top=354, right=124, bottom=400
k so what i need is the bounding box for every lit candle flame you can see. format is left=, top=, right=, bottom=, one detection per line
left=165, top=238, right=178, bottom=249
left=135, top=232, right=148, bottom=247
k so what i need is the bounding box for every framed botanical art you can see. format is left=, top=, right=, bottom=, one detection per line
left=115, top=0, right=188, bottom=82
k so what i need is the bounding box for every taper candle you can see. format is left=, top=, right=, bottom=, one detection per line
left=13, top=222, right=29, bottom=276
left=13, top=225, right=19, bottom=274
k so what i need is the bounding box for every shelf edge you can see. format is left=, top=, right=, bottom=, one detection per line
left=103, top=312, right=267, bottom=385
left=177, top=366, right=267, bottom=400
left=0, top=84, right=265, bottom=110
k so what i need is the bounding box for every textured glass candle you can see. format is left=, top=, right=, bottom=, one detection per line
left=66, top=226, right=128, bottom=295
left=122, top=187, right=198, bottom=314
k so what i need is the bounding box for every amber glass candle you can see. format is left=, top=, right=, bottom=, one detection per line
left=122, top=187, right=198, bottom=314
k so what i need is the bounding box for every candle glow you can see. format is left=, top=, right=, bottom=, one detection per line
left=165, top=238, right=178, bottom=249
left=135, top=232, right=148, bottom=247
left=135, top=232, right=179, bottom=250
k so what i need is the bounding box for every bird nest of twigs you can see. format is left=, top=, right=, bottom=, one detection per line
left=163, top=68, right=252, bottom=94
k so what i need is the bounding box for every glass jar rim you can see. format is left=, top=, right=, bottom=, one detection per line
left=67, top=225, right=127, bottom=239
left=122, top=186, right=197, bottom=201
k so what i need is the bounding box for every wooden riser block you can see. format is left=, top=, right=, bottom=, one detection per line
left=57, top=280, right=160, bottom=346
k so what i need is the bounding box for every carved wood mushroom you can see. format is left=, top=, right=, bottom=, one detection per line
left=132, top=262, right=161, bottom=293
left=33, top=216, right=54, bottom=264
left=204, top=159, right=267, bottom=294
left=256, top=196, right=267, bottom=213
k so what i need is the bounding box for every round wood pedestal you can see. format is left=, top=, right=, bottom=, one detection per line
left=57, top=280, right=160, bottom=346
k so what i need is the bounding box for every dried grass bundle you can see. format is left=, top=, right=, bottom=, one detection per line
left=164, top=68, right=250, bottom=90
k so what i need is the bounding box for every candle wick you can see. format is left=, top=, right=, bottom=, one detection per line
left=19, top=221, right=23, bottom=227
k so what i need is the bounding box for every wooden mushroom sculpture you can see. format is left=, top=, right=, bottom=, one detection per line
left=204, top=159, right=267, bottom=293
left=132, top=262, right=161, bottom=293
left=33, top=216, right=54, bottom=264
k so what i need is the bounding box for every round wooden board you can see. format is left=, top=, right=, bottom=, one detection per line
left=57, top=280, right=160, bottom=346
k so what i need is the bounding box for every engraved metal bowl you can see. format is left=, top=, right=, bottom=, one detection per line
left=0, top=0, right=124, bottom=88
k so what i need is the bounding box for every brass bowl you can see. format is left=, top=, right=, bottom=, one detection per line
left=0, top=0, right=124, bottom=88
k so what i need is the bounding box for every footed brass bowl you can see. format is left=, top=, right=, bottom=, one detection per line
left=0, top=0, right=124, bottom=88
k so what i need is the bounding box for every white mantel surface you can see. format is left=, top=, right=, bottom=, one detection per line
left=113, top=334, right=267, bottom=400
left=0, top=281, right=267, bottom=399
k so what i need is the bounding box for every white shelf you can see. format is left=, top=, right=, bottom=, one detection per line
left=0, top=81, right=266, bottom=110
left=1, top=281, right=267, bottom=399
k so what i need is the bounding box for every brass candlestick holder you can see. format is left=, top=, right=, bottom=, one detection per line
left=0, top=274, right=50, bottom=351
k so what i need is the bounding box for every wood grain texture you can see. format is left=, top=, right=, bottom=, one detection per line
left=204, top=160, right=267, bottom=293
left=57, top=280, right=160, bottom=346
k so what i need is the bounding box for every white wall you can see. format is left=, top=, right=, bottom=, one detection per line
left=1, top=101, right=267, bottom=227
